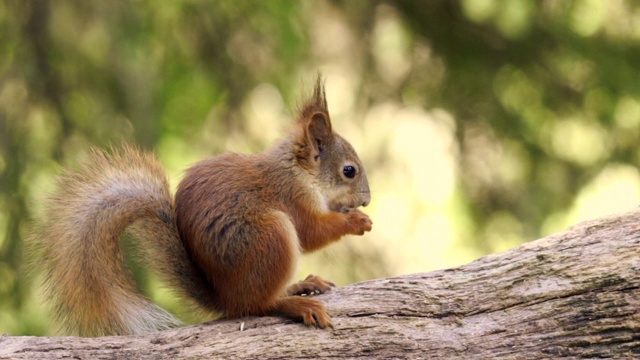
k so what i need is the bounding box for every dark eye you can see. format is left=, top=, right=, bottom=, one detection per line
left=343, top=165, right=356, bottom=179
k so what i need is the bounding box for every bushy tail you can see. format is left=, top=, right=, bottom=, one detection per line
left=29, top=146, right=214, bottom=336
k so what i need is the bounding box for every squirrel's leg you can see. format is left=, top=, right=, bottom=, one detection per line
left=218, top=211, right=332, bottom=328
left=286, top=274, right=335, bottom=296
left=270, top=296, right=333, bottom=329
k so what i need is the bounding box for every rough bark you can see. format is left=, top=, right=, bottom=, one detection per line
left=2, top=209, right=639, bottom=359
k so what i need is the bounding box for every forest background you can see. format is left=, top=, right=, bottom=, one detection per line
left=2, top=0, right=640, bottom=335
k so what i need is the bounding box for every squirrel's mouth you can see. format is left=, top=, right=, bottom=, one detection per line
left=329, top=193, right=370, bottom=214
left=339, top=206, right=354, bottom=214
left=332, top=203, right=358, bottom=214
left=328, top=193, right=367, bottom=213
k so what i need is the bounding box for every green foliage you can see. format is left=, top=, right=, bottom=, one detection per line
left=2, top=0, right=640, bottom=335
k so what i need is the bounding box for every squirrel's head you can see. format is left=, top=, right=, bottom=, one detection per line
left=292, top=75, right=371, bottom=213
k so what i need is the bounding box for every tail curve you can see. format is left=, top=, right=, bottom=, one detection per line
left=30, top=146, right=214, bottom=336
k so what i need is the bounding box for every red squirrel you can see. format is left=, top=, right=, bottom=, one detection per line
left=30, top=75, right=372, bottom=336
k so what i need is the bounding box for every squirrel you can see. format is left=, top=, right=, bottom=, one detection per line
left=30, top=75, right=372, bottom=337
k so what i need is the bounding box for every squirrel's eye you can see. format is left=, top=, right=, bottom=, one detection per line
left=343, top=165, right=356, bottom=179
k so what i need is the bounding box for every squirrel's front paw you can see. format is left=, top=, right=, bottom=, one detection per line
left=347, top=209, right=372, bottom=235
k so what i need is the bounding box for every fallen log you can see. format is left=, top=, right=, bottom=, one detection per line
left=2, top=209, right=639, bottom=359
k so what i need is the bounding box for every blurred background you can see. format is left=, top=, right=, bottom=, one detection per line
left=2, top=0, right=640, bottom=335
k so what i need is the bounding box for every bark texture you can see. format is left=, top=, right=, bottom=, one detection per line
left=2, top=209, right=639, bottom=359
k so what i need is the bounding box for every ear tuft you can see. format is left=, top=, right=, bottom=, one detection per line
left=293, top=74, right=334, bottom=165
left=312, top=74, right=328, bottom=113
left=297, top=73, right=330, bottom=124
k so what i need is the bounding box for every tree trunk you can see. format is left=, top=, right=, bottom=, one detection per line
left=2, top=209, right=639, bottom=359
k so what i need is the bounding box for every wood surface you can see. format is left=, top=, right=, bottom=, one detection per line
left=2, top=209, right=639, bottom=359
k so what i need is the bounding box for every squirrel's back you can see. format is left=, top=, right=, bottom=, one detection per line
left=30, top=147, right=214, bottom=336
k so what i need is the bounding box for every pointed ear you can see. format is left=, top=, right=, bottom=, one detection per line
left=306, top=112, right=332, bottom=161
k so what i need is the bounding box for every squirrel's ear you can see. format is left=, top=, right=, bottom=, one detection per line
left=306, top=112, right=332, bottom=161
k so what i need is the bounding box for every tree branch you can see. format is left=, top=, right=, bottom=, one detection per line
left=2, top=209, right=639, bottom=359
